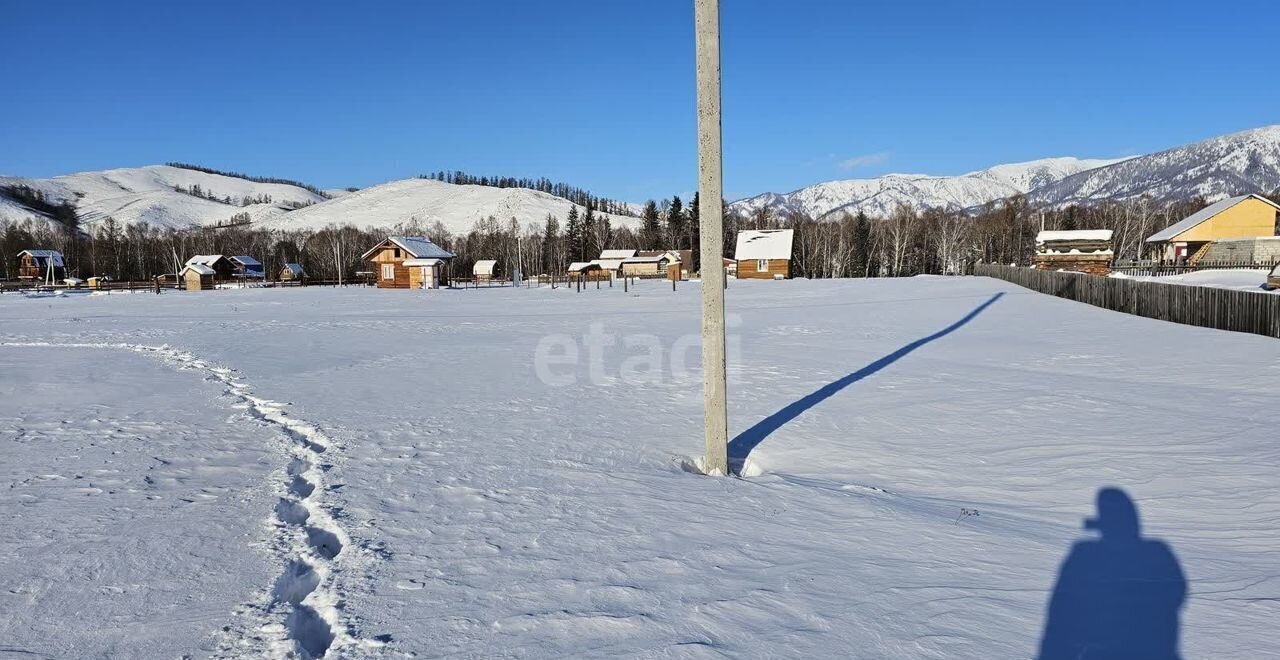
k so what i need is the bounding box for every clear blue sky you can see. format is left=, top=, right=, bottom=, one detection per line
left=3, top=0, right=1278, bottom=202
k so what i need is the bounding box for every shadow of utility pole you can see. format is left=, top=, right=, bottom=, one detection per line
left=727, top=291, right=1005, bottom=475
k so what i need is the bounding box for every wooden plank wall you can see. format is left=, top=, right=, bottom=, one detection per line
left=975, top=264, right=1280, bottom=339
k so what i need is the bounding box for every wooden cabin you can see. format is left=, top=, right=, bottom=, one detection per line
left=639, top=250, right=691, bottom=278
left=473, top=259, right=498, bottom=283
left=87, top=276, right=111, bottom=289
left=17, top=249, right=66, bottom=282
left=568, top=261, right=607, bottom=281
left=621, top=253, right=678, bottom=277
left=1034, top=230, right=1114, bottom=275
left=362, top=236, right=456, bottom=289
left=1145, top=194, right=1280, bottom=263
left=734, top=229, right=794, bottom=279
left=593, top=249, right=636, bottom=277
left=280, top=263, right=306, bottom=283
left=722, top=257, right=737, bottom=278
left=185, top=255, right=236, bottom=282
left=180, top=263, right=216, bottom=291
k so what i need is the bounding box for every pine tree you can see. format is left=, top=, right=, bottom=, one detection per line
left=582, top=203, right=596, bottom=259
left=666, top=195, right=685, bottom=250
left=565, top=206, right=583, bottom=262
left=640, top=200, right=661, bottom=249
left=852, top=211, right=871, bottom=277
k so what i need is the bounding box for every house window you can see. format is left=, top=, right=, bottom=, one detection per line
left=382, top=264, right=395, bottom=280
left=393, top=248, right=401, bottom=258
left=757, top=259, right=768, bottom=272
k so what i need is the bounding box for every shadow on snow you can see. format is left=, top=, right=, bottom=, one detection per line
left=727, top=291, right=1004, bottom=473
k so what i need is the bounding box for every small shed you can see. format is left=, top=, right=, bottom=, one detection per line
left=1034, top=230, right=1114, bottom=275
left=404, top=258, right=447, bottom=289
left=473, top=259, right=498, bottom=283
left=735, top=229, right=794, bottom=279
left=280, top=263, right=306, bottom=283
left=17, top=249, right=66, bottom=282
left=62, top=277, right=84, bottom=289
left=87, top=276, right=111, bottom=289
left=180, top=263, right=216, bottom=291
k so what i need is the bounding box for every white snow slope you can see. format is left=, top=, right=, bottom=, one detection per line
left=259, top=177, right=640, bottom=234
left=731, top=157, right=1123, bottom=220
left=0, top=165, right=328, bottom=230
left=1, top=277, right=1278, bottom=658
left=1113, top=268, right=1280, bottom=294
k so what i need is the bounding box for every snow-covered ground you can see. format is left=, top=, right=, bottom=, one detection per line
left=1113, top=268, right=1279, bottom=293
left=2, top=277, right=1278, bottom=658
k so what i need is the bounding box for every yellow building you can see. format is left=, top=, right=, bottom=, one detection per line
left=1145, top=194, right=1280, bottom=262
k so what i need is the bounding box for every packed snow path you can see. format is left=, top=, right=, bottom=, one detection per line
left=3, top=277, right=1279, bottom=658
left=0, top=341, right=377, bottom=659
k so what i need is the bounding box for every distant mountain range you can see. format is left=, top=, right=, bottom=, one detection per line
left=730, top=124, right=1280, bottom=219
left=4, top=125, right=1279, bottom=233
left=0, top=166, right=638, bottom=235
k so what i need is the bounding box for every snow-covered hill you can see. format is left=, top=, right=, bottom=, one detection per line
left=732, top=157, right=1121, bottom=220
left=1029, top=125, right=1280, bottom=207
left=260, top=177, right=639, bottom=234
left=0, top=165, right=326, bottom=230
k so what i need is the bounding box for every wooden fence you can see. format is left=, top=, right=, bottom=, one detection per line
left=974, top=264, right=1280, bottom=339
left=1110, top=260, right=1279, bottom=277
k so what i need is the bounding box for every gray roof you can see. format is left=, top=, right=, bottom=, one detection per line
left=1145, top=194, right=1280, bottom=243
left=229, top=255, right=262, bottom=267
left=282, top=263, right=305, bottom=275
left=363, top=236, right=455, bottom=261
left=19, top=249, right=65, bottom=267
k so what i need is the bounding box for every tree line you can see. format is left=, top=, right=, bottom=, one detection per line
left=3, top=187, right=1277, bottom=283
left=420, top=171, right=631, bottom=216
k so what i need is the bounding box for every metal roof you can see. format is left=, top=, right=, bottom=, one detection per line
left=362, top=236, right=455, bottom=261
left=1145, top=195, right=1280, bottom=243
left=473, top=259, right=498, bottom=275
left=229, top=255, right=262, bottom=267
left=181, top=263, right=216, bottom=276
left=18, top=249, right=65, bottom=267
left=282, top=263, right=305, bottom=275
left=599, top=249, right=637, bottom=259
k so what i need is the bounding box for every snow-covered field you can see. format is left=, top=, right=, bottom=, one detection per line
left=1113, top=268, right=1279, bottom=293
left=2, top=277, right=1278, bottom=658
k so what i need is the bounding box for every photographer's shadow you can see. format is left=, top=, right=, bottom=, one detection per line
left=1038, top=487, right=1186, bottom=659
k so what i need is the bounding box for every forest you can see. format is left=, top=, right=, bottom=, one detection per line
left=2, top=182, right=1277, bottom=283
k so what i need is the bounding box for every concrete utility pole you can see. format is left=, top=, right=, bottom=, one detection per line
left=695, top=0, right=729, bottom=475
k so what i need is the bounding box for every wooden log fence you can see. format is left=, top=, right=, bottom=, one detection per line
left=974, top=263, right=1280, bottom=339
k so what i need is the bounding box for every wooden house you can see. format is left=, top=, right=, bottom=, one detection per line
left=1145, top=194, right=1280, bottom=262
left=17, top=249, right=66, bottom=282
left=722, top=257, right=737, bottom=278
left=362, top=236, right=456, bottom=289
left=593, top=249, right=637, bottom=277
left=180, top=263, right=216, bottom=291
left=473, top=259, right=498, bottom=283
left=185, top=255, right=236, bottom=282
left=734, top=229, right=794, bottom=279
left=1034, top=230, right=1114, bottom=275
left=280, top=263, right=306, bottom=283
left=87, top=276, right=111, bottom=289
left=639, top=249, right=691, bottom=277
left=621, top=253, right=678, bottom=277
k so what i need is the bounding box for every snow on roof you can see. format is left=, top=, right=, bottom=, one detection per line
left=593, top=258, right=626, bottom=270
left=186, top=254, right=226, bottom=266
left=599, top=249, right=637, bottom=259
left=362, top=236, right=455, bottom=261
left=229, top=255, right=262, bottom=267
left=1146, top=194, right=1280, bottom=243
left=282, top=263, right=305, bottom=275
left=568, top=262, right=600, bottom=272
left=622, top=255, right=666, bottom=263
left=735, top=229, right=795, bottom=261
left=62, top=277, right=84, bottom=285
left=403, top=258, right=445, bottom=267
left=181, top=263, right=215, bottom=276
left=1037, top=230, right=1113, bottom=242
left=473, top=259, right=498, bottom=275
